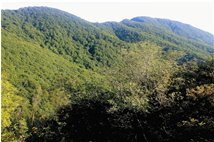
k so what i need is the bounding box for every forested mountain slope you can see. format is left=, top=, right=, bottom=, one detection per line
left=2, top=7, right=128, bottom=68
left=1, top=6, right=214, bottom=142
left=104, top=17, right=214, bottom=54
left=131, top=16, right=213, bottom=45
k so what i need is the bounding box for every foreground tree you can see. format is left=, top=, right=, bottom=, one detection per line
left=1, top=74, right=29, bottom=142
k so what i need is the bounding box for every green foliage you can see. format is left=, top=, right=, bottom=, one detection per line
left=122, top=17, right=214, bottom=52
left=104, top=22, right=144, bottom=42
left=2, top=7, right=127, bottom=68
left=1, top=7, right=214, bottom=142
left=146, top=60, right=214, bottom=142
left=1, top=74, right=29, bottom=142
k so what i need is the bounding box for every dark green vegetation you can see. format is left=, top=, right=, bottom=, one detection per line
left=1, top=6, right=214, bottom=142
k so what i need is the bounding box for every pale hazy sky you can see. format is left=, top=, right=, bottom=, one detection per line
left=1, top=1, right=214, bottom=34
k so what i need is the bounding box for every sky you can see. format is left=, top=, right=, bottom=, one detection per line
left=1, top=1, right=214, bottom=34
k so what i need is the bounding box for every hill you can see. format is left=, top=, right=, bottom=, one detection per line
left=1, top=7, right=214, bottom=142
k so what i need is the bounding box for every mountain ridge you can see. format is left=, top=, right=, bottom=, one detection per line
left=131, top=16, right=213, bottom=35
left=3, top=7, right=214, bottom=40
left=131, top=16, right=213, bottom=44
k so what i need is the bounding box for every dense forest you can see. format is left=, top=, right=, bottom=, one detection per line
left=1, top=7, right=214, bottom=142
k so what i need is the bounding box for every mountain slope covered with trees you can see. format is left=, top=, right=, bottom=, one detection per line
left=1, top=6, right=214, bottom=142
